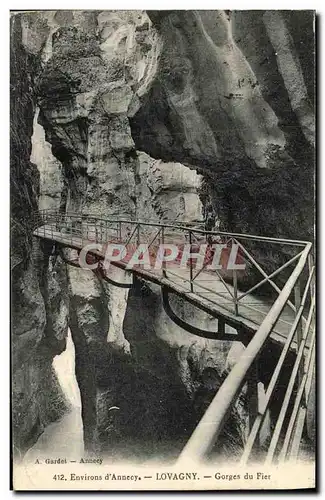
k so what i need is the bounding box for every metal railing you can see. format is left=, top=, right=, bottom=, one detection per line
left=176, top=241, right=315, bottom=465
left=33, top=210, right=311, bottom=323
left=32, top=210, right=315, bottom=462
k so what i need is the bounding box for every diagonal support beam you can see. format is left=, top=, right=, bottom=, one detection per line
left=234, top=238, right=299, bottom=314
left=237, top=250, right=303, bottom=302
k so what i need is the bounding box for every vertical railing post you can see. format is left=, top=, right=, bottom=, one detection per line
left=161, top=226, right=166, bottom=278
left=233, top=269, right=238, bottom=316
left=189, top=230, right=194, bottom=292
left=230, top=237, right=239, bottom=315
left=137, top=223, right=140, bottom=246
left=308, top=253, right=315, bottom=301
left=306, top=252, right=315, bottom=409
left=246, top=359, right=259, bottom=437
left=294, top=279, right=304, bottom=390
left=294, top=280, right=302, bottom=346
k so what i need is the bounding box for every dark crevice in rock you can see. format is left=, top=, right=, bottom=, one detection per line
left=121, top=278, right=245, bottom=460
left=69, top=306, right=98, bottom=452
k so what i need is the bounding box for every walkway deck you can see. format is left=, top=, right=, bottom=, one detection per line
left=34, top=224, right=300, bottom=348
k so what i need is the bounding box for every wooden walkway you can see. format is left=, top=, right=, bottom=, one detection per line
left=34, top=224, right=299, bottom=348
left=32, top=212, right=315, bottom=464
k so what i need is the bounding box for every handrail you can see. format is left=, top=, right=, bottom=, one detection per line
left=34, top=210, right=309, bottom=246
left=33, top=210, right=315, bottom=462
left=239, top=266, right=315, bottom=464
left=34, top=211, right=313, bottom=320
left=176, top=241, right=312, bottom=465
left=265, top=295, right=315, bottom=463
left=36, top=209, right=206, bottom=228
left=38, top=208, right=205, bottom=223
left=278, top=330, right=315, bottom=462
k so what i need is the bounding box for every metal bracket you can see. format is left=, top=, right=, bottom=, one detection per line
left=161, top=286, right=243, bottom=342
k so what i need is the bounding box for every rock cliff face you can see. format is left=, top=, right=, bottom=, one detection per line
left=133, top=10, right=314, bottom=284
left=11, top=9, right=314, bottom=458
left=31, top=109, right=64, bottom=210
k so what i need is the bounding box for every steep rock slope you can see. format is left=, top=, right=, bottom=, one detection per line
left=10, top=14, right=69, bottom=457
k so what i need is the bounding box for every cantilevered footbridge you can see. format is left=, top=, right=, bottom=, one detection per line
left=33, top=210, right=315, bottom=465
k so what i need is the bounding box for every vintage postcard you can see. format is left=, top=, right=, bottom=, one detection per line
left=10, top=9, right=316, bottom=491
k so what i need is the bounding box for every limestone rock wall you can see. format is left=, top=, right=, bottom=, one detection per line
left=27, top=8, right=241, bottom=456
left=10, top=14, right=69, bottom=457
left=134, top=10, right=314, bottom=251
left=31, top=109, right=64, bottom=211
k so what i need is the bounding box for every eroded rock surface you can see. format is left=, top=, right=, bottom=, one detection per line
left=11, top=14, right=70, bottom=457
left=134, top=10, right=314, bottom=249
left=11, top=9, right=314, bottom=459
